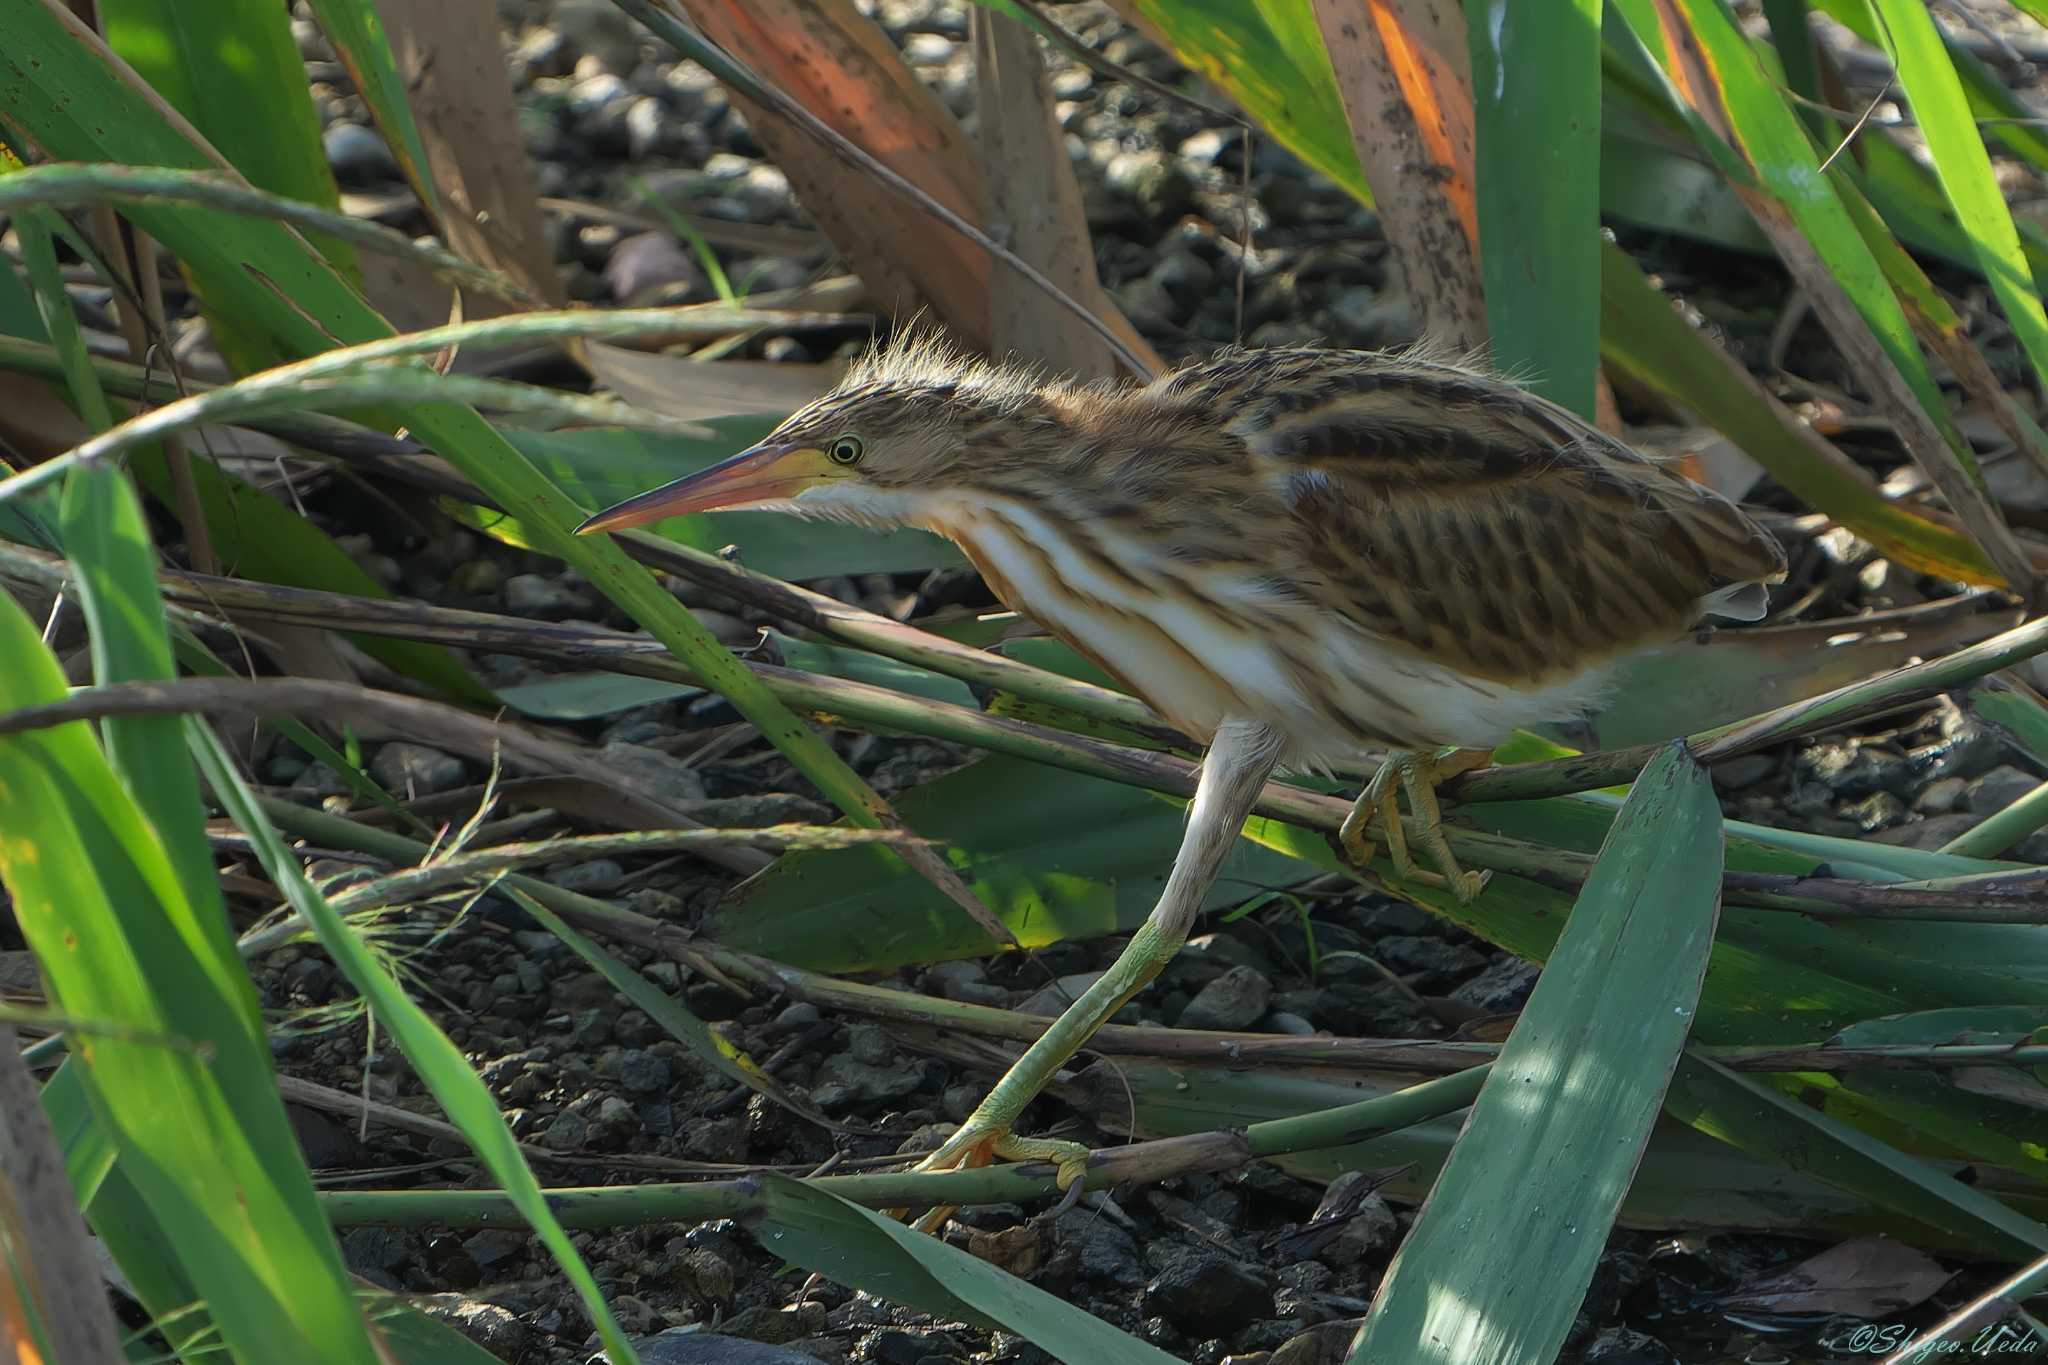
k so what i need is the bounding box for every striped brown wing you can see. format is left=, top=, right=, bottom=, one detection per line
left=1221, top=350, right=1786, bottom=684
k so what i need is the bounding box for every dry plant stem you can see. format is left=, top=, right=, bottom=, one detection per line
left=12, top=550, right=2048, bottom=916
left=1311, top=0, right=1488, bottom=351
left=0, top=675, right=759, bottom=864
left=914, top=719, right=1285, bottom=1186
left=0, top=162, right=534, bottom=306
left=973, top=3, right=1125, bottom=380
left=607, top=0, right=1154, bottom=377
left=320, top=1066, right=1490, bottom=1229
left=0, top=1023, right=128, bottom=1365
left=275, top=1074, right=739, bottom=1176
left=88, top=205, right=216, bottom=575
left=376, top=0, right=567, bottom=306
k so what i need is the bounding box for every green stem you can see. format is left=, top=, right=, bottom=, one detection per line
left=320, top=1067, right=1488, bottom=1228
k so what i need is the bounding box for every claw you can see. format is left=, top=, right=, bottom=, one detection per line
left=1339, top=747, right=1492, bottom=904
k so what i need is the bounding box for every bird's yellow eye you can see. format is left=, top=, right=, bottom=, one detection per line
left=828, top=434, right=864, bottom=466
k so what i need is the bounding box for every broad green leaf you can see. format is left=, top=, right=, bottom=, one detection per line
left=1351, top=743, right=1722, bottom=1364
left=0, top=595, right=379, bottom=1363
left=1666, top=1054, right=2048, bottom=1259
left=1865, top=0, right=2048, bottom=404
left=497, top=671, right=702, bottom=720
left=771, top=629, right=977, bottom=708
left=1110, top=1061, right=2048, bottom=1252
left=100, top=0, right=356, bottom=276
left=504, top=426, right=962, bottom=579
left=748, top=1175, right=1179, bottom=1363
left=1599, top=240, right=2000, bottom=584
left=714, top=755, right=1313, bottom=972
left=1466, top=0, right=1601, bottom=416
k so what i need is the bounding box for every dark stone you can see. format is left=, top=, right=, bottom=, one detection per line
left=341, top=1225, right=413, bottom=1274
left=1450, top=956, right=1541, bottom=1013
left=462, top=1228, right=527, bottom=1271
left=416, top=1295, right=536, bottom=1358
left=1177, top=964, right=1273, bottom=1031
left=1581, top=1326, right=1676, bottom=1365
left=1374, top=935, right=1488, bottom=990
left=1141, top=1253, right=1274, bottom=1341
left=1054, top=1204, right=1145, bottom=1287
left=635, top=1331, right=822, bottom=1364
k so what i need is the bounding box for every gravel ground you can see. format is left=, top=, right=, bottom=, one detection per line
left=228, top=3, right=2048, bottom=1361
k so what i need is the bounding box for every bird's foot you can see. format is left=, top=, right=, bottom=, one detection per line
left=907, top=1120, right=1091, bottom=1232
left=1339, top=747, right=1492, bottom=903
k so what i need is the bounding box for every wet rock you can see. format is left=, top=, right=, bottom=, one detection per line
left=417, top=1294, right=537, bottom=1359
left=618, top=1048, right=672, bottom=1095
left=636, top=1330, right=822, bottom=1364
left=606, top=231, right=703, bottom=302
left=1141, top=1253, right=1274, bottom=1341
left=1582, top=1325, right=1675, bottom=1364
left=724, top=1301, right=828, bottom=1344
left=1104, top=148, right=1195, bottom=221
left=1017, top=972, right=1107, bottom=1016
left=323, top=122, right=397, bottom=183
left=1797, top=741, right=1912, bottom=799
left=1373, top=935, right=1487, bottom=991
left=342, top=1226, right=413, bottom=1279
left=503, top=571, right=591, bottom=617
left=1967, top=765, right=2040, bottom=816
left=1842, top=791, right=1909, bottom=832
left=290, top=762, right=357, bottom=801
left=598, top=741, right=709, bottom=803
left=1055, top=1203, right=1145, bottom=1287
left=925, top=959, right=1010, bottom=1008
left=1266, top=1011, right=1317, bottom=1036
left=1451, top=955, right=1540, bottom=1013
left=811, top=1049, right=925, bottom=1112
left=1352, top=897, right=1437, bottom=938
left=369, top=742, right=468, bottom=796
left=462, top=1228, right=526, bottom=1271
left=1282, top=982, right=1438, bottom=1038
left=1270, top=1319, right=1361, bottom=1365
left=549, top=857, right=627, bottom=894
left=1710, top=754, right=1777, bottom=789
left=448, top=558, right=505, bottom=596
left=1915, top=776, right=1969, bottom=815
left=1178, top=965, right=1273, bottom=1031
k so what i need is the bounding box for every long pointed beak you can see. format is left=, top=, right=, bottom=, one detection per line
left=575, top=443, right=837, bottom=534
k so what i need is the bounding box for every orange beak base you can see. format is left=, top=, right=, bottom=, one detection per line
left=574, top=443, right=831, bottom=534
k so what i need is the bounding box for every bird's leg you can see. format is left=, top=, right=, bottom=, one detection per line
left=1339, top=747, right=1492, bottom=903
left=911, top=719, right=1286, bottom=1206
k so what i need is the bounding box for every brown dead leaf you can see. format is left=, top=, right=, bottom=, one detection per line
left=1310, top=0, right=1487, bottom=351
left=667, top=0, right=991, bottom=346
left=967, top=1220, right=1050, bottom=1278
left=578, top=341, right=839, bottom=419
left=1716, top=1237, right=1952, bottom=1318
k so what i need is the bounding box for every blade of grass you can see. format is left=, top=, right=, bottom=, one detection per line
left=1349, top=742, right=1723, bottom=1362
left=0, top=591, right=382, bottom=1362
left=1464, top=0, right=1602, bottom=415
left=301, top=0, right=441, bottom=221
left=192, top=722, right=641, bottom=1363
left=1651, top=0, right=2038, bottom=596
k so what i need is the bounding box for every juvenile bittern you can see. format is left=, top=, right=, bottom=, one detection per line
left=579, top=338, right=1785, bottom=1185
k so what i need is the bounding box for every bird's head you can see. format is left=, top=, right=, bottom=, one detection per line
left=576, top=335, right=1067, bottom=536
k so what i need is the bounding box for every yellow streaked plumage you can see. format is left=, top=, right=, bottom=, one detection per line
left=578, top=335, right=1786, bottom=1190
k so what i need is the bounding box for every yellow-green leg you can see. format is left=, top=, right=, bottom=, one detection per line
left=911, top=719, right=1288, bottom=1213
left=1339, top=747, right=1491, bottom=903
